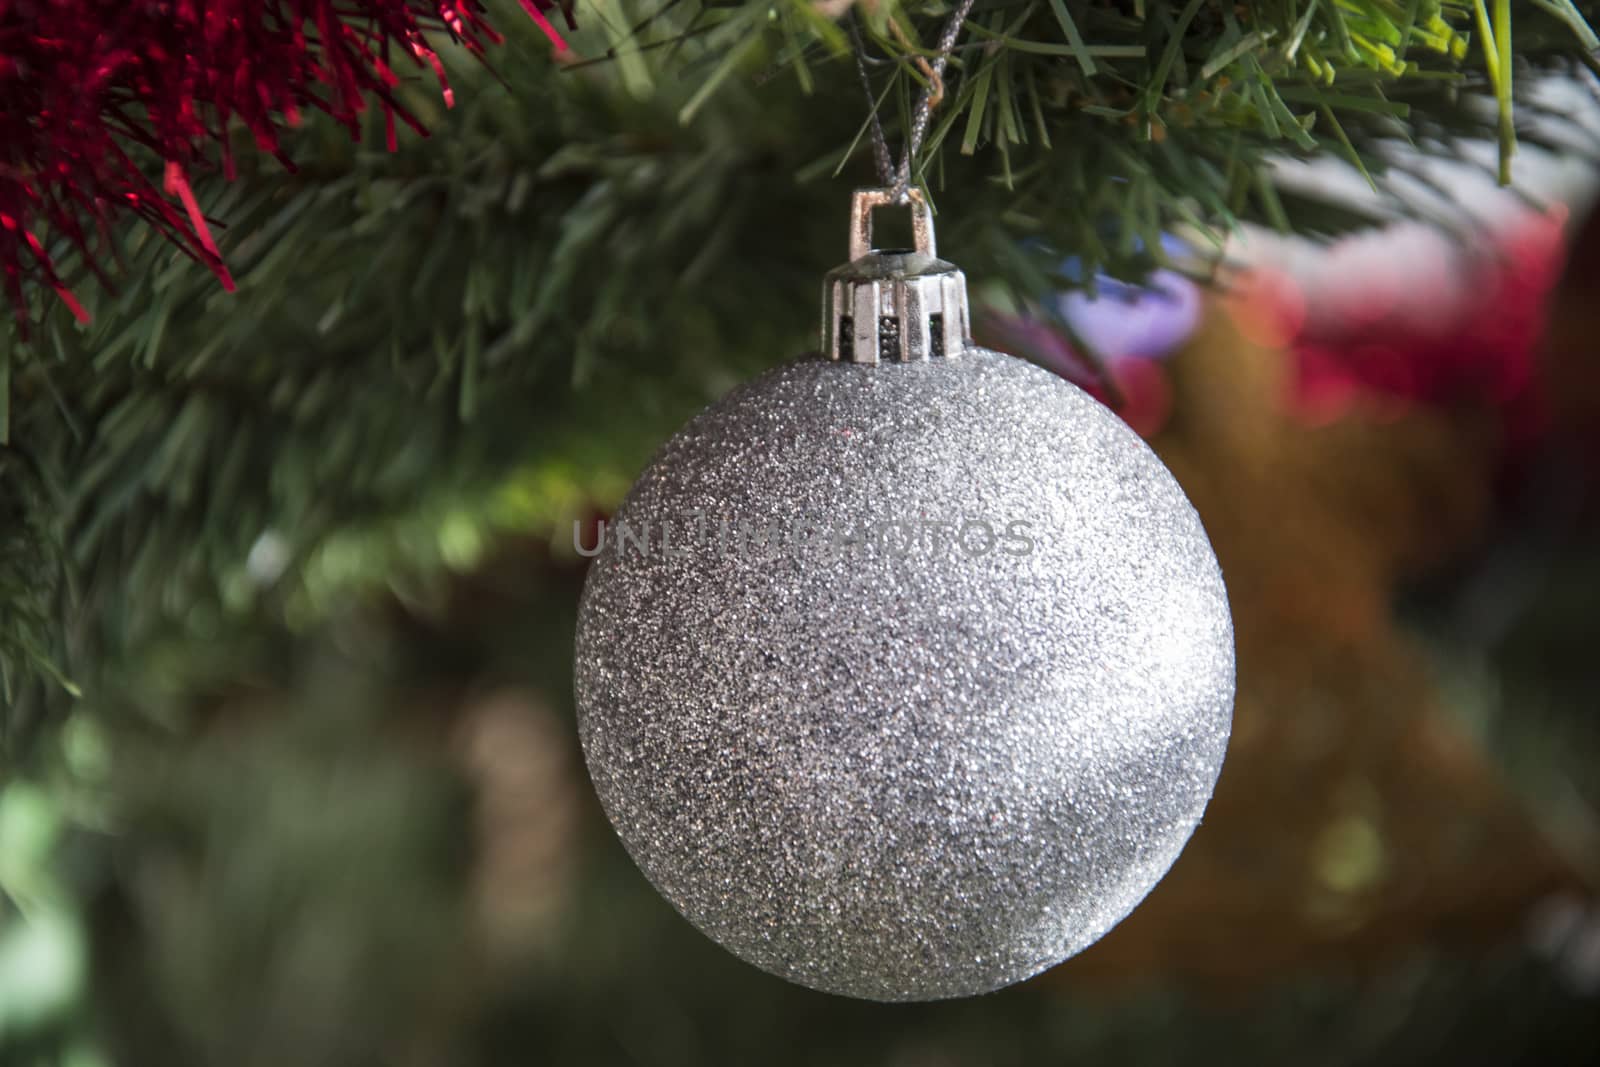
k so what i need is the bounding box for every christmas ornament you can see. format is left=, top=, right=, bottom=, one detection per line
left=574, top=188, right=1235, bottom=1001
left=0, top=0, right=567, bottom=330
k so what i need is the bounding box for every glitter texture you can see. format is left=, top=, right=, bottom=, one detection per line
left=574, top=348, right=1234, bottom=1001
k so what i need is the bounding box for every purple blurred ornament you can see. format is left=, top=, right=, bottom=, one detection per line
left=1056, top=267, right=1201, bottom=362
left=975, top=242, right=1201, bottom=436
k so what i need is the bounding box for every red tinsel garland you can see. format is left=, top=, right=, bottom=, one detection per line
left=0, top=0, right=571, bottom=331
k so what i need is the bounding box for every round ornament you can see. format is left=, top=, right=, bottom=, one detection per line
left=574, top=190, right=1234, bottom=1001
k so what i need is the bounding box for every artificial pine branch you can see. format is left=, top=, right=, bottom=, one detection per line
left=7, top=1, right=1597, bottom=323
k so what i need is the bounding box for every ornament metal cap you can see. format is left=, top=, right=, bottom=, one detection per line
left=822, top=189, right=970, bottom=364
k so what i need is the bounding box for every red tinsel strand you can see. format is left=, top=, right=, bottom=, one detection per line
left=518, top=0, right=574, bottom=52
left=0, top=0, right=564, bottom=334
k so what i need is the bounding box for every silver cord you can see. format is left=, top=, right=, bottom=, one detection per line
left=849, top=13, right=896, bottom=187
left=852, top=0, right=979, bottom=203
left=892, top=0, right=978, bottom=202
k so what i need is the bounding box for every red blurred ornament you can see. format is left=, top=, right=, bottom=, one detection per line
left=1237, top=211, right=1570, bottom=455
left=0, top=0, right=569, bottom=331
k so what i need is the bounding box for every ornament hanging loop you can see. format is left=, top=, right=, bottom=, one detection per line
left=849, top=188, right=937, bottom=262
left=824, top=189, right=968, bottom=364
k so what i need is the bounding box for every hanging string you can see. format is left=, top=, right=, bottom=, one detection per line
left=892, top=0, right=977, bottom=201
left=848, top=14, right=895, bottom=188
left=852, top=0, right=979, bottom=203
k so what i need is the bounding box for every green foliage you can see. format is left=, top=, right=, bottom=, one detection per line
left=0, top=781, right=88, bottom=1055
left=0, top=0, right=1596, bottom=742
left=2, top=19, right=835, bottom=741
left=89, top=688, right=473, bottom=1067
left=0, top=446, right=73, bottom=754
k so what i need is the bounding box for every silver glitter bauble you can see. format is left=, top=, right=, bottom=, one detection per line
left=573, top=191, right=1233, bottom=1001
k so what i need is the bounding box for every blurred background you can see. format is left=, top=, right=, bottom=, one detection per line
left=3, top=3, right=1600, bottom=1065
